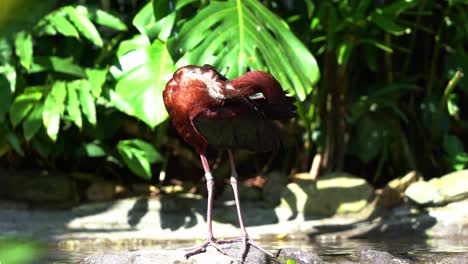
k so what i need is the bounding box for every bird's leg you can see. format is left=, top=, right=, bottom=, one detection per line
left=225, top=150, right=274, bottom=259
left=184, top=154, right=226, bottom=257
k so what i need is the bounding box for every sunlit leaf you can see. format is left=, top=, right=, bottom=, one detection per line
left=29, top=56, right=86, bottom=77
left=43, top=82, right=66, bottom=141
left=134, top=2, right=178, bottom=41
left=447, top=93, right=459, bottom=117
left=38, top=13, right=80, bottom=37
left=133, top=3, right=159, bottom=40
left=77, top=80, right=96, bottom=125
left=86, top=7, right=127, bottom=31
left=168, top=0, right=319, bottom=100
left=9, top=86, right=43, bottom=127
left=117, top=139, right=162, bottom=180
left=0, top=63, right=16, bottom=92
left=65, top=6, right=103, bottom=47
left=337, top=41, right=353, bottom=65
left=85, top=68, right=107, bottom=98
left=112, top=36, right=174, bottom=127
left=66, top=81, right=82, bottom=128
left=14, top=31, right=33, bottom=69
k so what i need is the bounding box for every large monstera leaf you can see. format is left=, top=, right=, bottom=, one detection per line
left=169, top=0, right=319, bottom=101
left=111, top=35, right=175, bottom=128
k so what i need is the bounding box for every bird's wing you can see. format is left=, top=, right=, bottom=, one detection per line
left=192, top=99, right=281, bottom=152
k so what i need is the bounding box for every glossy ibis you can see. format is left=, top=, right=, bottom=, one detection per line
left=163, top=65, right=295, bottom=258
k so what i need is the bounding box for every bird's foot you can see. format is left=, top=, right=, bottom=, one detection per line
left=218, top=235, right=274, bottom=259
left=184, top=238, right=226, bottom=258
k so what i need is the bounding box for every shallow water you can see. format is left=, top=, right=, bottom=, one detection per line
left=40, top=237, right=468, bottom=263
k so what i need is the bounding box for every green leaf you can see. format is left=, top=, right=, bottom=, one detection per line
left=66, top=81, right=82, bottom=128
left=447, top=93, right=459, bottom=117
left=9, top=86, right=44, bottom=127
left=43, top=82, right=66, bottom=141
left=14, top=31, right=33, bottom=69
left=23, top=103, right=44, bottom=141
left=337, top=41, right=353, bottom=65
left=381, top=0, right=417, bottom=16
left=0, top=71, right=13, bottom=122
left=117, top=139, right=162, bottom=180
left=112, top=37, right=174, bottom=127
left=82, top=141, right=107, bottom=157
left=169, top=0, right=319, bottom=101
left=44, top=13, right=79, bottom=37
left=77, top=80, right=97, bottom=125
left=133, top=2, right=178, bottom=41
left=64, top=6, right=103, bottom=47
left=29, top=56, right=86, bottom=77
left=87, top=7, right=127, bottom=31
left=370, top=11, right=406, bottom=36
left=0, top=63, right=16, bottom=93
left=6, top=131, right=24, bottom=156
left=443, top=135, right=464, bottom=156
left=85, top=68, right=107, bottom=97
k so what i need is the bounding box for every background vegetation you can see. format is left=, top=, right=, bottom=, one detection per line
left=0, top=0, right=467, bottom=193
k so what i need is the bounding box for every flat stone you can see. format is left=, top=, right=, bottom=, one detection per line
left=405, top=170, right=468, bottom=206
left=349, top=249, right=410, bottom=264
left=79, top=241, right=276, bottom=264
left=279, top=172, right=373, bottom=217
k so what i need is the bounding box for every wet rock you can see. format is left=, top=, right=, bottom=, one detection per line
left=80, top=241, right=276, bottom=264
left=377, top=171, right=421, bottom=209
left=279, top=172, right=373, bottom=217
left=424, top=252, right=468, bottom=264
left=350, top=249, right=410, bottom=264
left=276, top=248, right=322, bottom=264
left=405, top=170, right=468, bottom=206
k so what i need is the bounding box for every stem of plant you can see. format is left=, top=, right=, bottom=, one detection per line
left=402, top=0, right=426, bottom=75
left=384, top=33, right=393, bottom=83
left=430, top=70, right=464, bottom=143
left=427, top=17, right=443, bottom=96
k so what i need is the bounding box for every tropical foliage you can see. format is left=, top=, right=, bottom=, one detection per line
left=0, top=0, right=467, bottom=187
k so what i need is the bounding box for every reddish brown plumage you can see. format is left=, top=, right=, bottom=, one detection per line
left=163, top=64, right=295, bottom=154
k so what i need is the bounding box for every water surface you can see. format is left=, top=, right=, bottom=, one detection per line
left=41, top=237, right=468, bottom=263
